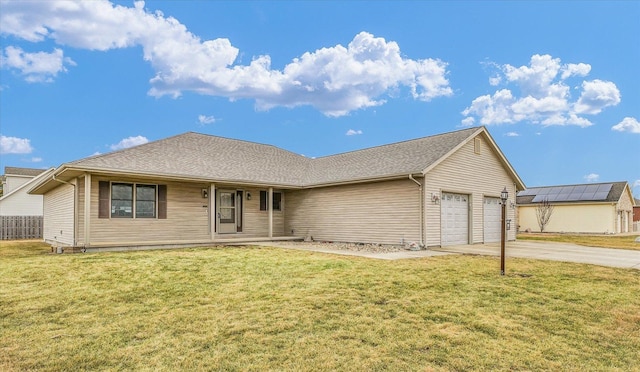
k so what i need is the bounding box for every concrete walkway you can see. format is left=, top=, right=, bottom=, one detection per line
left=256, top=240, right=640, bottom=270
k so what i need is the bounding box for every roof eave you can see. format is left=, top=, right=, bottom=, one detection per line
left=29, top=165, right=304, bottom=193
left=301, top=172, right=424, bottom=189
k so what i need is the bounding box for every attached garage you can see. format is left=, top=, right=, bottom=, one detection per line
left=441, top=192, right=469, bottom=246
left=483, top=197, right=501, bottom=243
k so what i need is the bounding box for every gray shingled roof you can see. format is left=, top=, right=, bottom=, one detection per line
left=308, top=128, right=479, bottom=185
left=516, top=181, right=629, bottom=204
left=63, top=127, right=481, bottom=187
left=4, top=167, right=48, bottom=177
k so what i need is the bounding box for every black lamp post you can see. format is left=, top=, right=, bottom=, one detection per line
left=500, top=187, right=508, bottom=276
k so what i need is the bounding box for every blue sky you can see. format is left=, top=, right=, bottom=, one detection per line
left=1, top=1, right=639, bottom=196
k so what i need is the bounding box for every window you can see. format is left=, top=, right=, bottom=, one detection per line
left=260, top=190, right=268, bottom=211
left=110, top=183, right=156, bottom=218
left=111, top=183, right=133, bottom=217
left=136, top=184, right=157, bottom=218
left=273, top=192, right=282, bottom=211
left=259, top=190, right=282, bottom=211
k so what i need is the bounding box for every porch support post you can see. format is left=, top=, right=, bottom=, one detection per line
left=210, top=183, right=216, bottom=240
left=84, top=173, right=91, bottom=247
left=268, top=187, right=273, bottom=238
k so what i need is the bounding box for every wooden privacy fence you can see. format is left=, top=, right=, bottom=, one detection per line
left=0, top=216, right=43, bottom=240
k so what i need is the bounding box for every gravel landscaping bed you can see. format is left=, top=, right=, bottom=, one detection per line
left=272, top=241, right=414, bottom=253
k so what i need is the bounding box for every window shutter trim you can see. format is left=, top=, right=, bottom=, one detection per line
left=158, top=185, right=167, bottom=219
left=98, top=181, right=110, bottom=219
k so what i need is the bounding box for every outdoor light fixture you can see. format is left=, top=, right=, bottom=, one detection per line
left=201, top=189, right=208, bottom=199
left=500, top=187, right=508, bottom=276
left=246, top=192, right=251, bottom=200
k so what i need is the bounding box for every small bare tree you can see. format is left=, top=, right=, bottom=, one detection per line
left=535, top=198, right=554, bottom=232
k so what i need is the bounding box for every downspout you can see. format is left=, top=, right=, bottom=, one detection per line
left=52, top=174, right=78, bottom=247
left=409, top=174, right=425, bottom=248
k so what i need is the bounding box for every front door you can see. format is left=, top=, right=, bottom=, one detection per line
left=217, top=190, right=236, bottom=234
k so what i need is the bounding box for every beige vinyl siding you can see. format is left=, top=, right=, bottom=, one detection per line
left=43, top=182, right=75, bottom=246
left=239, top=187, right=284, bottom=237
left=518, top=203, right=617, bottom=234
left=424, top=133, right=517, bottom=246
left=77, top=177, right=85, bottom=244
left=88, top=177, right=210, bottom=245
left=285, top=179, right=421, bottom=245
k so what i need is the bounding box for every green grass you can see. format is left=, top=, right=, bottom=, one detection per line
left=1, top=240, right=639, bottom=371
left=518, top=233, right=640, bottom=250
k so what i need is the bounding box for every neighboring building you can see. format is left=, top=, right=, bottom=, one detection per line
left=28, top=126, right=525, bottom=252
left=633, top=198, right=640, bottom=232
left=517, top=182, right=635, bottom=234
left=0, top=167, right=54, bottom=216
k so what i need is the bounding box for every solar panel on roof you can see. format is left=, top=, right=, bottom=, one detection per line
left=597, top=183, right=613, bottom=192
left=593, top=191, right=610, bottom=200
left=572, top=185, right=587, bottom=193
left=538, top=188, right=552, bottom=195
left=531, top=183, right=613, bottom=203
left=517, top=189, right=534, bottom=196
left=566, top=192, right=583, bottom=201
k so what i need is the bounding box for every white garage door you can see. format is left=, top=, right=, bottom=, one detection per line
left=441, top=193, right=469, bottom=246
left=483, top=197, right=501, bottom=243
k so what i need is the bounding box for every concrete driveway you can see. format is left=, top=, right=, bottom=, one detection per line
left=433, top=240, right=640, bottom=270
left=259, top=240, right=640, bottom=269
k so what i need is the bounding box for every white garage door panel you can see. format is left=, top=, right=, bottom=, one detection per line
left=441, top=193, right=468, bottom=246
left=483, top=197, right=501, bottom=243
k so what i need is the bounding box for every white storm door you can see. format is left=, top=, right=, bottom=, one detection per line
left=483, top=197, right=501, bottom=243
left=441, top=193, right=469, bottom=246
left=217, top=190, right=236, bottom=234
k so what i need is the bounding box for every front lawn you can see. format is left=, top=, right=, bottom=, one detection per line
left=1, top=240, right=639, bottom=370
left=518, top=233, right=640, bottom=250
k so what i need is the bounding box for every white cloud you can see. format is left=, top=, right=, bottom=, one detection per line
left=0, top=46, right=75, bottom=82
left=30, top=157, right=42, bottom=162
left=611, top=117, right=640, bottom=134
left=560, top=63, right=591, bottom=79
left=574, top=80, right=621, bottom=114
left=505, top=132, right=519, bottom=137
left=109, top=135, right=149, bottom=150
left=462, top=54, right=621, bottom=127
left=0, top=1, right=452, bottom=116
left=460, top=117, right=475, bottom=126
left=488, top=76, right=501, bottom=86
left=584, top=173, right=600, bottom=183
left=198, top=115, right=217, bottom=125
left=346, top=129, right=363, bottom=136
left=0, top=135, right=33, bottom=154
left=634, top=180, right=640, bottom=188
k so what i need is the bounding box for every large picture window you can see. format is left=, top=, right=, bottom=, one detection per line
left=110, top=183, right=157, bottom=218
